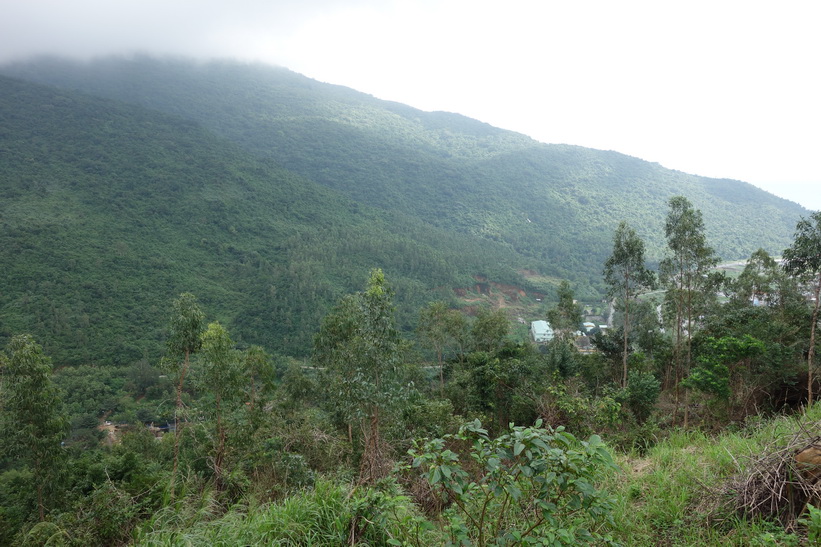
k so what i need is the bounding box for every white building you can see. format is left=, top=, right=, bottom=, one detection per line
left=530, top=320, right=554, bottom=343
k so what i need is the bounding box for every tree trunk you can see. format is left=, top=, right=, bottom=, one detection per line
left=672, top=265, right=685, bottom=425
left=359, top=409, right=389, bottom=485
left=170, top=349, right=190, bottom=503
left=623, top=288, right=630, bottom=388
left=808, top=274, right=821, bottom=408
left=215, top=395, right=224, bottom=489
left=438, top=346, right=444, bottom=396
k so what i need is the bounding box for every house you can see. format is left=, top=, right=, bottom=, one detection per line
left=530, top=320, right=554, bottom=343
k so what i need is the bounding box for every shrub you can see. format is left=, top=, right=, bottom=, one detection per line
left=624, top=371, right=660, bottom=424
left=409, top=419, right=618, bottom=546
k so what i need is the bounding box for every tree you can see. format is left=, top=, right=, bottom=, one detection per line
left=783, top=211, right=821, bottom=406
left=314, top=269, right=407, bottom=484
left=417, top=301, right=467, bottom=394
left=699, top=255, right=806, bottom=416
left=683, top=334, right=765, bottom=413
left=164, top=292, right=205, bottom=501
left=546, top=280, right=583, bottom=340
left=591, top=326, right=630, bottom=385
left=470, top=307, right=509, bottom=354
left=731, top=248, right=780, bottom=306
left=658, top=197, right=720, bottom=425
left=603, top=222, right=655, bottom=387
left=199, top=322, right=244, bottom=488
left=243, top=345, right=275, bottom=416
left=0, top=335, right=68, bottom=521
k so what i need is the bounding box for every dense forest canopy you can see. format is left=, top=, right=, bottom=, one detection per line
left=0, top=74, right=527, bottom=363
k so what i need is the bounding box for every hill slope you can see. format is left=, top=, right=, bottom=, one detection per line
left=0, top=75, right=526, bottom=364
left=1, top=56, right=807, bottom=274
left=0, top=57, right=811, bottom=364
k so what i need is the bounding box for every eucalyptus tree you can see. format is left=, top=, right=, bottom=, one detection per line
left=547, top=280, right=583, bottom=340
left=658, top=197, right=720, bottom=424
left=243, top=344, right=275, bottom=416
left=783, top=211, right=821, bottom=406
left=313, top=269, right=407, bottom=484
left=732, top=249, right=780, bottom=305
left=603, top=221, right=655, bottom=387
left=0, top=335, right=68, bottom=521
left=417, top=301, right=467, bottom=394
left=165, top=292, right=205, bottom=500
left=199, top=322, right=244, bottom=487
left=469, top=307, right=510, bottom=354
left=728, top=248, right=805, bottom=344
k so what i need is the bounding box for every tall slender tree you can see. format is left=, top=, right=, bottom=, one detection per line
left=243, top=344, right=274, bottom=416
left=783, top=211, right=821, bottom=406
left=659, top=197, right=720, bottom=425
left=547, top=280, right=583, bottom=341
left=417, top=301, right=466, bottom=394
left=314, top=269, right=406, bottom=484
left=603, top=222, right=655, bottom=387
left=732, top=248, right=780, bottom=306
left=0, top=335, right=68, bottom=521
left=199, top=321, right=243, bottom=488
left=165, top=292, right=205, bottom=501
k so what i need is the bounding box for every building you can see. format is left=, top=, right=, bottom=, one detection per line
left=530, top=320, right=554, bottom=343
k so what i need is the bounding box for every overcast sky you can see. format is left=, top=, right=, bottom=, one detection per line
left=2, top=0, right=819, bottom=211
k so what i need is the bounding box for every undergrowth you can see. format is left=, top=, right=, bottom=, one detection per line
left=604, top=404, right=821, bottom=546
left=108, top=407, right=821, bottom=545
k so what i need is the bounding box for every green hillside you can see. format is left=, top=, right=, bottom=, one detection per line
left=0, top=75, right=526, bottom=364
left=1, top=56, right=807, bottom=272
left=0, top=56, right=811, bottom=365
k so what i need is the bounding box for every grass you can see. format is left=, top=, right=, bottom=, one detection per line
left=132, top=478, right=441, bottom=546
left=604, top=406, right=821, bottom=546
left=129, top=407, right=821, bottom=546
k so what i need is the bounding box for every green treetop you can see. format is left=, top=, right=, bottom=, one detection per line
left=783, top=211, right=821, bottom=406
left=1, top=335, right=68, bottom=521
left=603, top=222, right=655, bottom=387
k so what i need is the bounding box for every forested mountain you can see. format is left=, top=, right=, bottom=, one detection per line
left=3, top=57, right=807, bottom=263
left=0, top=75, right=523, bottom=364
left=0, top=56, right=809, bottom=364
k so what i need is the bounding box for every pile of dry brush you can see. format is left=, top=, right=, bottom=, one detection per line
left=719, top=425, right=821, bottom=531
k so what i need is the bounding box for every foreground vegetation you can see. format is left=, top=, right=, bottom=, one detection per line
left=120, top=407, right=821, bottom=546
left=2, top=204, right=821, bottom=546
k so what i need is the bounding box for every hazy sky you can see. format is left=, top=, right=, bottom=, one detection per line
left=2, top=0, right=819, bottom=211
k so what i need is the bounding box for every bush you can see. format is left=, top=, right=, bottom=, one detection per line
left=624, top=371, right=660, bottom=424
left=409, top=419, right=618, bottom=546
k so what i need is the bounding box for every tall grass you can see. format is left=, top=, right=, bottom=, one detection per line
left=133, top=407, right=821, bottom=546
left=133, top=478, right=437, bottom=546
left=604, top=405, right=821, bottom=546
